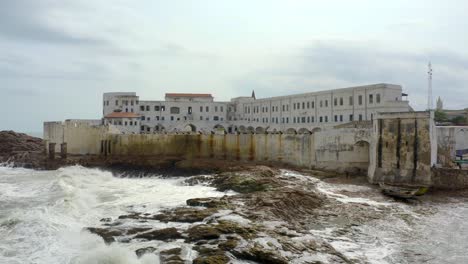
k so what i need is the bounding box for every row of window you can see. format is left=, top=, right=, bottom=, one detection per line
left=243, top=94, right=382, bottom=114
left=140, top=116, right=224, bottom=122
left=139, top=105, right=224, bottom=113
left=237, top=114, right=368, bottom=124
left=104, top=100, right=139, bottom=106
left=109, top=120, right=139, bottom=126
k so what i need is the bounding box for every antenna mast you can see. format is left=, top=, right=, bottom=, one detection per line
left=427, top=62, right=433, bottom=110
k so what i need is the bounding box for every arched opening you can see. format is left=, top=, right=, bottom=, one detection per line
left=214, top=124, right=226, bottom=134
left=255, top=127, right=265, bottom=134
left=285, top=128, right=297, bottom=134
left=183, top=124, right=196, bottom=133
left=298, top=128, right=311, bottom=134
left=238, top=126, right=246, bottom=133
left=247, top=126, right=255, bottom=134
left=311, top=127, right=322, bottom=133
left=354, top=140, right=370, bottom=166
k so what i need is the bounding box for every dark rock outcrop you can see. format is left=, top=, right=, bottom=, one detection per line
left=0, top=131, right=44, bottom=168
left=134, top=227, right=182, bottom=241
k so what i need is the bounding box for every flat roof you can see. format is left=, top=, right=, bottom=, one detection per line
left=165, top=93, right=213, bottom=98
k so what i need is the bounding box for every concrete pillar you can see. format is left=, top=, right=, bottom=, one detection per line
left=48, top=143, right=56, bottom=160
left=60, top=143, right=67, bottom=159
left=43, top=140, right=49, bottom=156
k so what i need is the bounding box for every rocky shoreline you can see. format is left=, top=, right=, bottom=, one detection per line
left=2, top=131, right=457, bottom=263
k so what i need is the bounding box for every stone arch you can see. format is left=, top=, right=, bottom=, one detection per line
left=255, top=127, right=266, bottom=134
left=183, top=124, right=197, bottom=133
left=311, top=127, right=322, bottom=133
left=247, top=126, right=255, bottom=134
left=214, top=124, right=226, bottom=134
left=298, top=128, right=311, bottom=134
left=238, top=125, right=246, bottom=133
left=285, top=128, right=297, bottom=134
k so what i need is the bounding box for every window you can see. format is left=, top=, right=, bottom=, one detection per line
left=188, top=106, right=192, bottom=114
left=349, top=96, right=353, bottom=106
left=200, top=116, right=203, bottom=120
left=131, top=100, right=134, bottom=106
left=311, top=116, right=315, bottom=123
left=302, top=102, right=305, bottom=109
left=320, top=116, right=323, bottom=123
left=359, top=114, right=363, bottom=121
left=141, top=116, right=145, bottom=121
left=340, top=98, right=343, bottom=106
left=156, top=116, right=160, bottom=121
left=307, top=116, right=310, bottom=123
left=155, top=106, right=160, bottom=111
left=130, top=121, right=133, bottom=125
left=215, top=106, right=218, bottom=112
left=358, top=95, right=363, bottom=105
left=115, top=100, right=118, bottom=106
left=170, top=107, right=180, bottom=114
left=334, top=115, right=338, bottom=122
left=214, top=116, right=219, bottom=121
left=376, top=94, right=381, bottom=103
left=302, top=117, right=306, bottom=123
left=325, top=116, right=328, bottom=122
left=206, top=106, right=209, bottom=112
left=147, top=117, right=150, bottom=121
left=293, top=117, right=296, bottom=123
left=320, top=101, right=323, bottom=107
left=349, top=114, right=353, bottom=121
left=161, top=106, right=165, bottom=111
left=369, top=94, right=374, bottom=104
left=124, top=121, right=127, bottom=126
left=161, top=117, right=165, bottom=121
left=325, top=100, right=328, bottom=107
left=220, top=106, right=224, bottom=112
left=200, top=106, right=203, bottom=112
left=171, top=116, right=174, bottom=121
left=293, top=104, right=296, bottom=110
left=312, top=101, right=315, bottom=108
left=146, top=105, right=150, bottom=111
left=125, top=108, right=128, bottom=112
left=340, top=115, right=343, bottom=122
left=307, top=102, right=310, bottom=109
left=334, top=98, right=337, bottom=106
left=140, top=105, right=145, bottom=111
left=141, top=126, right=144, bottom=131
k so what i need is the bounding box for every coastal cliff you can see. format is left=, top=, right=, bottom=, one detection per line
left=0, top=131, right=44, bottom=168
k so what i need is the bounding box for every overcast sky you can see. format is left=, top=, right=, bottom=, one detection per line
left=1, top=0, right=468, bottom=132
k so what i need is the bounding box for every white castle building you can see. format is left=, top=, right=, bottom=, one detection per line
left=102, top=83, right=412, bottom=134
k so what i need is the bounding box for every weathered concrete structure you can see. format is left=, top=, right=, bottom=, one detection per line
left=368, top=112, right=436, bottom=187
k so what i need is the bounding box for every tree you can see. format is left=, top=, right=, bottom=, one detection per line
left=451, top=116, right=467, bottom=125
left=434, top=110, right=448, bottom=122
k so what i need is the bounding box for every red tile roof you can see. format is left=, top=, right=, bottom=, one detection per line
left=104, top=112, right=140, bottom=118
left=165, top=93, right=213, bottom=98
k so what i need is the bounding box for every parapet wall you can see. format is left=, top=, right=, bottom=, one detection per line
left=44, top=121, right=372, bottom=173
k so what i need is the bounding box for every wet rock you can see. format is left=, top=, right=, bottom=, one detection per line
left=233, top=245, right=288, bottom=264
left=85, top=227, right=122, bottom=244
left=218, top=238, right=239, bottom=250
left=186, top=225, right=221, bottom=242
left=212, top=167, right=280, bottom=193
left=215, top=220, right=257, bottom=239
left=154, top=207, right=217, bottom=223
left=186, top=198, right=227, bottom=208
left=193, top=255, right=230, bottom=264
left=159, top=247, right=184, bottom=264
left=100, top=217, right=112, bottom=222
left=135, top=246, right=157, bottom=258
left=134, top=227, right=182, bottom=241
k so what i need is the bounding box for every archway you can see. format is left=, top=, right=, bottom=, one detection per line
left=311, top=127, right=322, bottom=134
left=354, top=140, right=370, bottom=166
left=183, top=124, right=196, bottom=133
left=238, top=126, right=246, bottom=133
left=285, top=128, right=297, bottom=134
left=255, top=127, right=265, bottom=134
left=214, top=124, right=226, bottom=134
left=247, top=126, right=255, bottom=134
left=298, top=128, right=311, bottom=134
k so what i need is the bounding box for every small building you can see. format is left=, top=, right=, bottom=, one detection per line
left=103, top=112, right=140, bottom=134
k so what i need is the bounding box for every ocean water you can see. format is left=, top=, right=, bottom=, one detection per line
left=1, top=166, right=467, bottom=264
left=0, top=166, right=228, bottom=264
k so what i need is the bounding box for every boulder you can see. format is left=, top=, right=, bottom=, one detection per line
left=134, top=227, right=182, bottom=241
left=186, top=225, right=221, bottom=242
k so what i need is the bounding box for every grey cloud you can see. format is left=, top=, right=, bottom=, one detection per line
left=0, top=0, right=106, bottom=45
left=234, top=41, right=468, bottom=110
